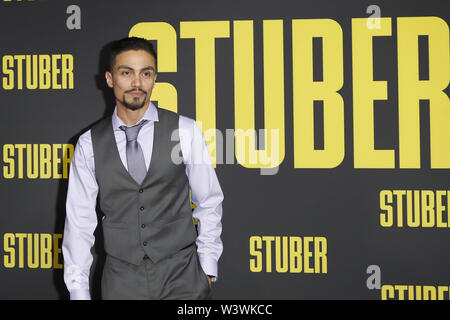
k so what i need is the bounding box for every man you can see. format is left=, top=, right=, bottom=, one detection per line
left=62, top=37, right=223, bottom=300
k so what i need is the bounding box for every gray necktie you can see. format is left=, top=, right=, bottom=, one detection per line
left=120, top=120, right=148, bottom=184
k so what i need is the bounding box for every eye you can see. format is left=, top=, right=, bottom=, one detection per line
left=122, top=71, right=130, bottom=76
left=142, top=72, right=151, bottom=78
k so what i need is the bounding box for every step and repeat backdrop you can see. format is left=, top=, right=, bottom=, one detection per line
left=0, top=0, right=449, bottom=300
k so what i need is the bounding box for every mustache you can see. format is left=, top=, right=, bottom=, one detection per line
left=125, top=88, right=147, bottom=94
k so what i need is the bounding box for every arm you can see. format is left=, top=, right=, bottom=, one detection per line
left=62, top=130, right=99, bottom=300
left=180, top=118, right=224, bottom=282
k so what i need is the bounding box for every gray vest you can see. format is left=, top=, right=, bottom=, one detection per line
left=90, top=107, right=197, bottom=265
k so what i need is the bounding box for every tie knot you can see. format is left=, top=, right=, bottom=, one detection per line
left=120, top=120, right=148, bottom=142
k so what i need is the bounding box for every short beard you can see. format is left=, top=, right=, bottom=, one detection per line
left=120, top=89, right=148, bottom=111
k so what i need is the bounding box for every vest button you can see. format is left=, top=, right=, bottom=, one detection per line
left=143, top=241, right=147, bottom=246
left=140, top=206, right=144, bottom=211
left=139, top=189, right=143, bottom=193
left=141, top=224, right=146, bottom=228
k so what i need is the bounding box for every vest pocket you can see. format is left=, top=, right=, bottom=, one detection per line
left=151, top=213, right=195, bottom=228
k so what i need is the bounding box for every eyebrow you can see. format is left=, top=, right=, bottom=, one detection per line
left=117, top=65, right=155, bottom=72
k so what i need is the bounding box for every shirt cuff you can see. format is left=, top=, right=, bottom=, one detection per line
left=198, top=255, right=218, bottom=282
left=70, top=288, right=91, bottom=300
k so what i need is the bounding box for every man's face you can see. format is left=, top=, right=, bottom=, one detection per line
left=105, top=49, right=157, bottom=111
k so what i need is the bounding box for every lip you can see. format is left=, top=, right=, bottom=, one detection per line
left=128, top=90, right=145, bottom=97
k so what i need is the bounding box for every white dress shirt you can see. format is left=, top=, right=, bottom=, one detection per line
left=62, top=102, right=224, bottom=300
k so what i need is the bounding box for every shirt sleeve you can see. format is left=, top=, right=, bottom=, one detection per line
left=179, top=117, right=224, bottom=282
left=62, top=130, right=98, bottom=299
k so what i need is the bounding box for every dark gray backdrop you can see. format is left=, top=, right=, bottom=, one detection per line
left=0, top=0, right=449, bottom=299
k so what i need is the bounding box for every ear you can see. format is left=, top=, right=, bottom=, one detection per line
left=105, top=71, right=113, bottom=88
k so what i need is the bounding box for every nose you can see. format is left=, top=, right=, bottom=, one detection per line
left=130, top=73, right=142, bottom=88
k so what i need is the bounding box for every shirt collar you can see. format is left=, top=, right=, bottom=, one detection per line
left=112, top=101, right=159, bottom=130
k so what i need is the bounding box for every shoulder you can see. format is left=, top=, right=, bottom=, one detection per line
left=179, top=114, right=196, bottom=132
left=178, top=114, right=205, bottom=141
left=77, top=116, right=111, bottom=154
left=79, top=128, right=92, bottom=142
left=90, top=116, right=112, bottom=134
left=75, top=129, right=93, bottom=157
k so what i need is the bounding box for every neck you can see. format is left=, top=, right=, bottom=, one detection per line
left=116, top=102, right=149, bottom=126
